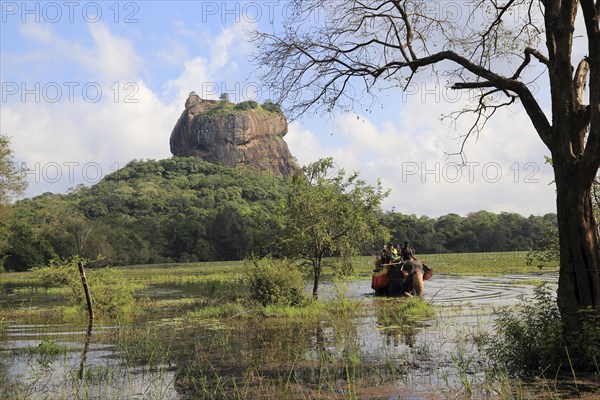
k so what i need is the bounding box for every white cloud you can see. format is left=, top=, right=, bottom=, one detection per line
left=163, top=56, right=212, bottom=102
left=6, top=79, right=178, bottom=194
left=5, top=22, right=246, bottom=197
left=286, top=96, right=556, bottom=217
left=17, top=21, right=141, bottom=84
left=162, top=22, right=254, bottom=102
left=86, top=23, right=142, bottom=82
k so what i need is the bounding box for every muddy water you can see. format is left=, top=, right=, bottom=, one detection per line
left=1, top=273, right=558, bottom=399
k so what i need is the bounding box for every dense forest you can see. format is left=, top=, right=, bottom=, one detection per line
left=1, top=157, right=557, bottom=271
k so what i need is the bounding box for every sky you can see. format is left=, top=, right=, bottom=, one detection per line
left=0, top=1, right=563, bottom=217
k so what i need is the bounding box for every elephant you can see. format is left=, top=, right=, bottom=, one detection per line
left=387, top=259, right=425, bottom=298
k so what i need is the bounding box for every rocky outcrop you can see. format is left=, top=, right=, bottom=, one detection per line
left=170, top=92, right=298, bottom=176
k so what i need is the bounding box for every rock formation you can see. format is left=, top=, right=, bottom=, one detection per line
left=170, top=92, right=298, bottom=176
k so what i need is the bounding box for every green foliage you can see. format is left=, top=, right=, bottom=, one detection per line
left=87, top=267, right=136, bottom=315
left=2, top=152, right=559, bottom=272
left=193, top=99, right=264, bottom=117
left=0, top=135, right=28, bottom=270
left=381, top=210, right=557, bottom=254
left=376, top=297, right=435, bottom=326
left=568, top=307, right=600, bottom=371
left=331, top=257, right=356, bottom=278
left=525, top=225, right=559, bottom=268
left=261, top=100, right=282, bottom=114
left=196, top=100, right=236, bottom=117
left=27, top=337, right=67, bottom=357
left=4, top=158, right=285, bottom=270
left=32, top=257, right=80, bottom=289
left=234, top=100, right=259, bottom=110
left=0, top=135, right=27, bottom=205
left=32, top=257, right=135, bottom=315
left=486, top=284, right=564, bottom=375
left=487, top=284, right=600, bottom=375
left=245, top=257, right=307, bottom=307
left=278, top=157, right=390, bottom=297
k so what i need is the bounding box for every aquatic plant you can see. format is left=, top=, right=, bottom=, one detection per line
left=486, top=283, right=600, bottom=375
left=487, top=285, right=600, bottom=375
left=32, top=257, right=137, bottom=316
left=245, top=257, right=307, bottom=307
left=486, top=284, right=564, bottom=375
left=375, top=297, right=435, bottom=327
left=27, top=337, right=67, bottom=357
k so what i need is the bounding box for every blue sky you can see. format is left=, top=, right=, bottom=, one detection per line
left=1, top=1, right=559, bottom=217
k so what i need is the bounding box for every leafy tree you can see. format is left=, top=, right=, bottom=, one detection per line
left=3, top=221, right=56, bottom=271
left=253, top=1, right=600, bottom=327
left=0, top=135, right=27, bottom=269
left=0, top=135, right=26, bottom=204
left=278, top=158, right=389, bottom=298
left=434, top=213, right=464, bottom=251
left=211, top=207, right=251, bottom=260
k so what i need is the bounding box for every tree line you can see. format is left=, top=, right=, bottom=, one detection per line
left=0, top=154, right=556, bottom=272
left=381, top=210, right=557, bottom=255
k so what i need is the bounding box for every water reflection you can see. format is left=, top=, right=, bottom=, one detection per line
left=78, top=320, right=93, bottom=379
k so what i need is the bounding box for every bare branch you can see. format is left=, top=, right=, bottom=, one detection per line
left=443, top=88, right=517, bottom=162
left=452, top=81, right=496, bottom=89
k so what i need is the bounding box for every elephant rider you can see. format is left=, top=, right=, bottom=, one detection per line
left=390, top=243, right=400, bottom=259
left=400, top=255, right=425, bottom=298
left=378, top=244, right=389, bottom=263
left=400, top=241, right=415, bottom=262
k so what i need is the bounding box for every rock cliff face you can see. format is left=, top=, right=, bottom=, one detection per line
left=170, top=93, right=298, bottom=176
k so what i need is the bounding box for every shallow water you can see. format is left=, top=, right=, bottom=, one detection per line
left=1, top=273, right=559, bottom=399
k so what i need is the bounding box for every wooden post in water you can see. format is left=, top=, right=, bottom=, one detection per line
left=78, top=260, right=94, bottom=321
left=78, top=320, right=94, bottom=380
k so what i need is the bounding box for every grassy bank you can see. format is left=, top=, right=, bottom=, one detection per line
left=352, top=250, right=558, bottom=277
left=0, top=251, right=558, bottom=287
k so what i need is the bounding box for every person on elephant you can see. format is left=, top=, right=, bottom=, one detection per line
left=400, top=241, right=415, bottom=262
left=389, top=243, right=403, bottom=263
left=401, top=256, right=425, bottom=298
left=379, top=244, right=389, bottom=263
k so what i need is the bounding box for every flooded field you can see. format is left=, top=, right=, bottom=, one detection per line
left=1, top=271, right=566, bottom=399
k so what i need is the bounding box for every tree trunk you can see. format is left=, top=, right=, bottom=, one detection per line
left=554, top=161, right=600, bottom=330
left=312, top=260, right=321, bottom=299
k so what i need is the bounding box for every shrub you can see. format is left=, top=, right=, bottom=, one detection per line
left=331, top=257, right=355, bottom=278
left=261, top=100, right=282, bottom=114
left=245, top=257, right=306, bottom=306
left=486, top=284, right=564, bottom=376
left=32, top=257, right=79, bottom=292
left=234, top=100, right=259, bottom=111
left=32, top=257, right=135, bottom=316
left=87, top=267, right=135, bottom=315
left=568, top=307, right=600, bottom=371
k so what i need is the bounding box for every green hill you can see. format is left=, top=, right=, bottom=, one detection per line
left=4, top=158, right=286, bottom=270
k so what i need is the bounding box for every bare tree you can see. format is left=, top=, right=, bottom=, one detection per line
left=252, top=0, right=599, bottom=329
